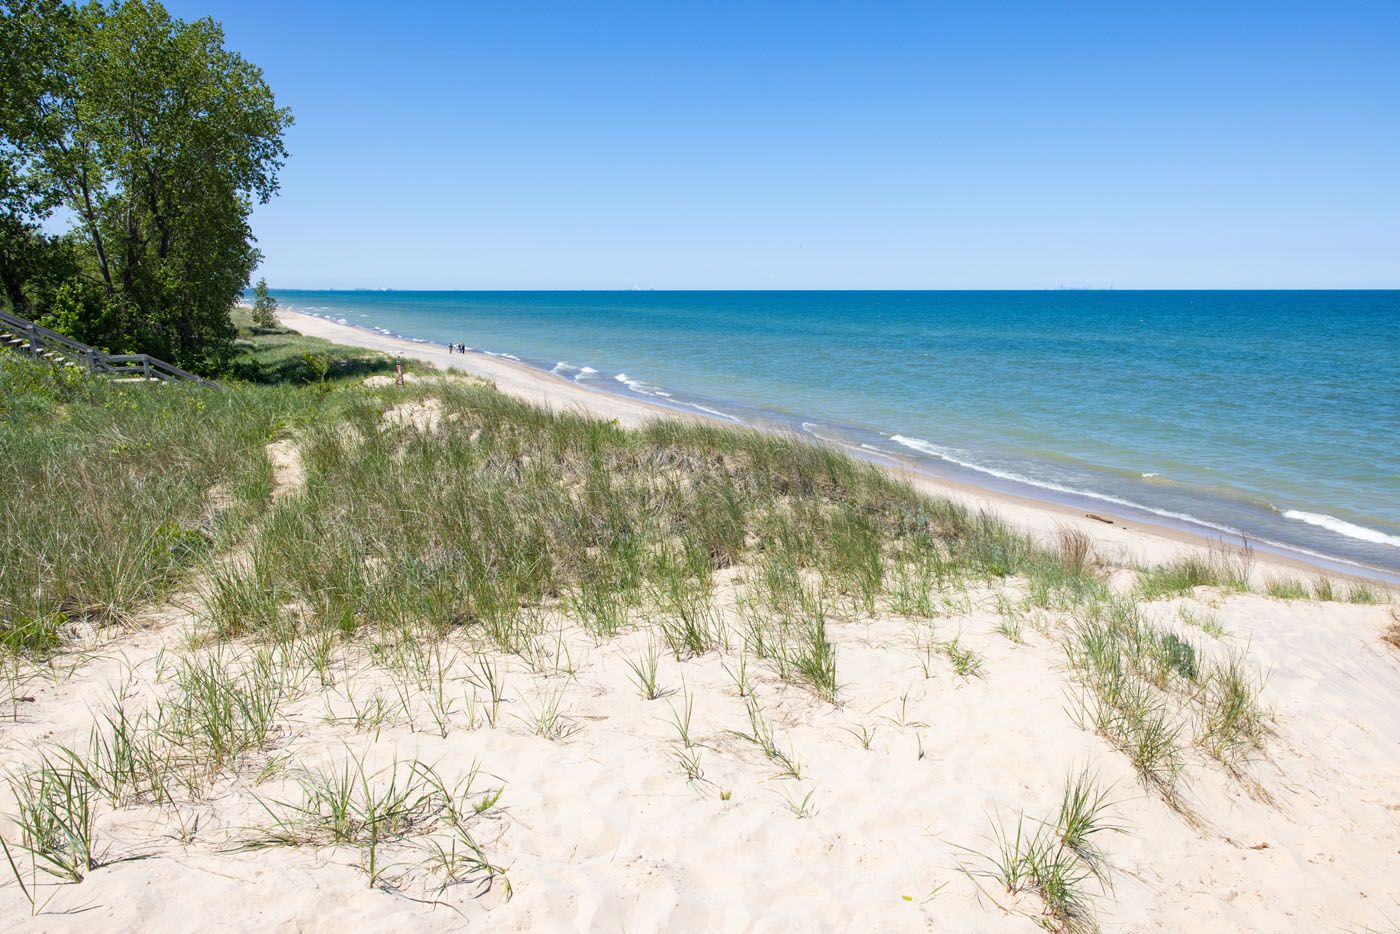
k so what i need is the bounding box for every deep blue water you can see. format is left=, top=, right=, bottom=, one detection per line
left=267, top=290, right=1400, bottom=577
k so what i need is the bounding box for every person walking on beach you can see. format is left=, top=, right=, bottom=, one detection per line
left=395, top=362, right=405, bottom=388
left=447, top=342, right=454, bottom=354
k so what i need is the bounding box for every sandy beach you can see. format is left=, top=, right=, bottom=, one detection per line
left=0, top=312, right=1395, bottom=933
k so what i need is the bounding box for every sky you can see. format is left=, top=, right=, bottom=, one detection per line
left=165, top=0, right=1400, bottom=290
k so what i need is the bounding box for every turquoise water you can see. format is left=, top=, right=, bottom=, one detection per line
left=269, top=290, right=1400, bottom=577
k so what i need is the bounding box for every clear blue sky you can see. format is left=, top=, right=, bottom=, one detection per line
left=167, top=0, right=1399, bottom=289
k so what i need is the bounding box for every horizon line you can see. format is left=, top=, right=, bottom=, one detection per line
left=256, top=286, right=1400, bottom=293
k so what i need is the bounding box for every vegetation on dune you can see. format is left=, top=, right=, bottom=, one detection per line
left=0, top=350, right=364, bottom=652
left=227, top=306, right=398, bottom=384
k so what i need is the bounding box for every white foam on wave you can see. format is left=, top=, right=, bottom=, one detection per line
left=1281, top=510, right=1400, bottom=548
left=608, top=374, right=737, bottom=421
left=887, top=434, right=1396, bottom=573
left=888, top=434, right=1248, bottom=538
left=614, top=373, right=672, bottom=398
left=801, top=424, right=896, bottom=461
left=551, top=362, right=601, bottom=383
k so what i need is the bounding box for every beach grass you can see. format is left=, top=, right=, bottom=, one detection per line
left=0, top=355, right=351, bottom=653
left=1134, top=545, right=1254, bottom=600
left=959, top=773, right=1115, bottom=934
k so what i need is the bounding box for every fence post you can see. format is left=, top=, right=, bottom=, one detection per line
left=26, top=324, right=38, bottom=358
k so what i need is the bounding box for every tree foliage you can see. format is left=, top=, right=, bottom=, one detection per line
left=251, top=277, right=277, bottom=329
left=0, top=0, right=291, bottom=371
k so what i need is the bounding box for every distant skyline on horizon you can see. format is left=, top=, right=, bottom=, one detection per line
left=174, top=1, right=1398, bottom=290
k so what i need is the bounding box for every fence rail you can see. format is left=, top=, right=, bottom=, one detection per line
left=0, top=308, right=220, bottom=389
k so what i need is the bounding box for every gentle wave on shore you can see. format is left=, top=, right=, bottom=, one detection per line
left=271, top=291, right=1400, bottom=575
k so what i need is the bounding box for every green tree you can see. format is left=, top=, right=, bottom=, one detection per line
left=0, top=0, right=291, bottom=372
left=251, top=277, right=278, bottom=330
left=0, top=0, right=74, bottom=316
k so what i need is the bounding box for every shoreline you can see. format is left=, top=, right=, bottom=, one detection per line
left=276, top=308, right=1395, bottom=586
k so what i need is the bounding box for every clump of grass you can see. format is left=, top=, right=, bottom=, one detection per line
left=467, top=654, right=508, bottom=728
left=741, top=567, right=839, bottom=701
left=888, top=558, right=938, bottom=618
left=4, top=756, right=101, bottom=885
left=995, top=593, right=1026, bottom=643
left=841, top=722, right=878, bottom=750
left=781, top=787, right=817, bottom=819
left=1135, top=544, right=1253, bottom=600
left=165, top=650, right=286, bottom=774
left=58, top=688, right=180, bottom=808
left=1383, top=618, right=1400, bottom=652
left=1263, top=576, right=1309, bottom=600
left=522, top=684, right=577, bottom=741
left=960, top=810, right=1092, bottom=931
left=728, top=695, right=802, bottom=780
left=666, top=687, right=698, bottom=748
left=1064, top=600, right=1189, bottom=796
left=1054, top=767, right=1124, bottom=877
left=252, top=754, right=507, bottom=893
left=672, top=748, right=705, bottom=783
left=1346, top=582, right=1386, bottom=605
left=721, top=652, right=753, bottom=698
left=1056, top=526, right=1093, bottom=577
left=1195, top=653, right=1269, bottom=767
left=201, top=552, right=286, bottom=639
left=941, top=637, right=985, bottom=680
left=653, top=569, right=722, bottom=659
left=957, top=769, right=1121, bottom=931
left=784, top=605, right=838, bottom=702
left=623, top=639, right=667, bottom=700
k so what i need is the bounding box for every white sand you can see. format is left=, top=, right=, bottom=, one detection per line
left=0, top=312, right=1396, bottom=931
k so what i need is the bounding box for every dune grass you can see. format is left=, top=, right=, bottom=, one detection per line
left=197, top=378, right=1082, bottom=698
left=251, top=752, right=506, bottom=891
left=0, top=356, right=354, bottom=652
left=958, top=768, right=1121, bottom=933
left=1134, top=544, right=1254, bottom=600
